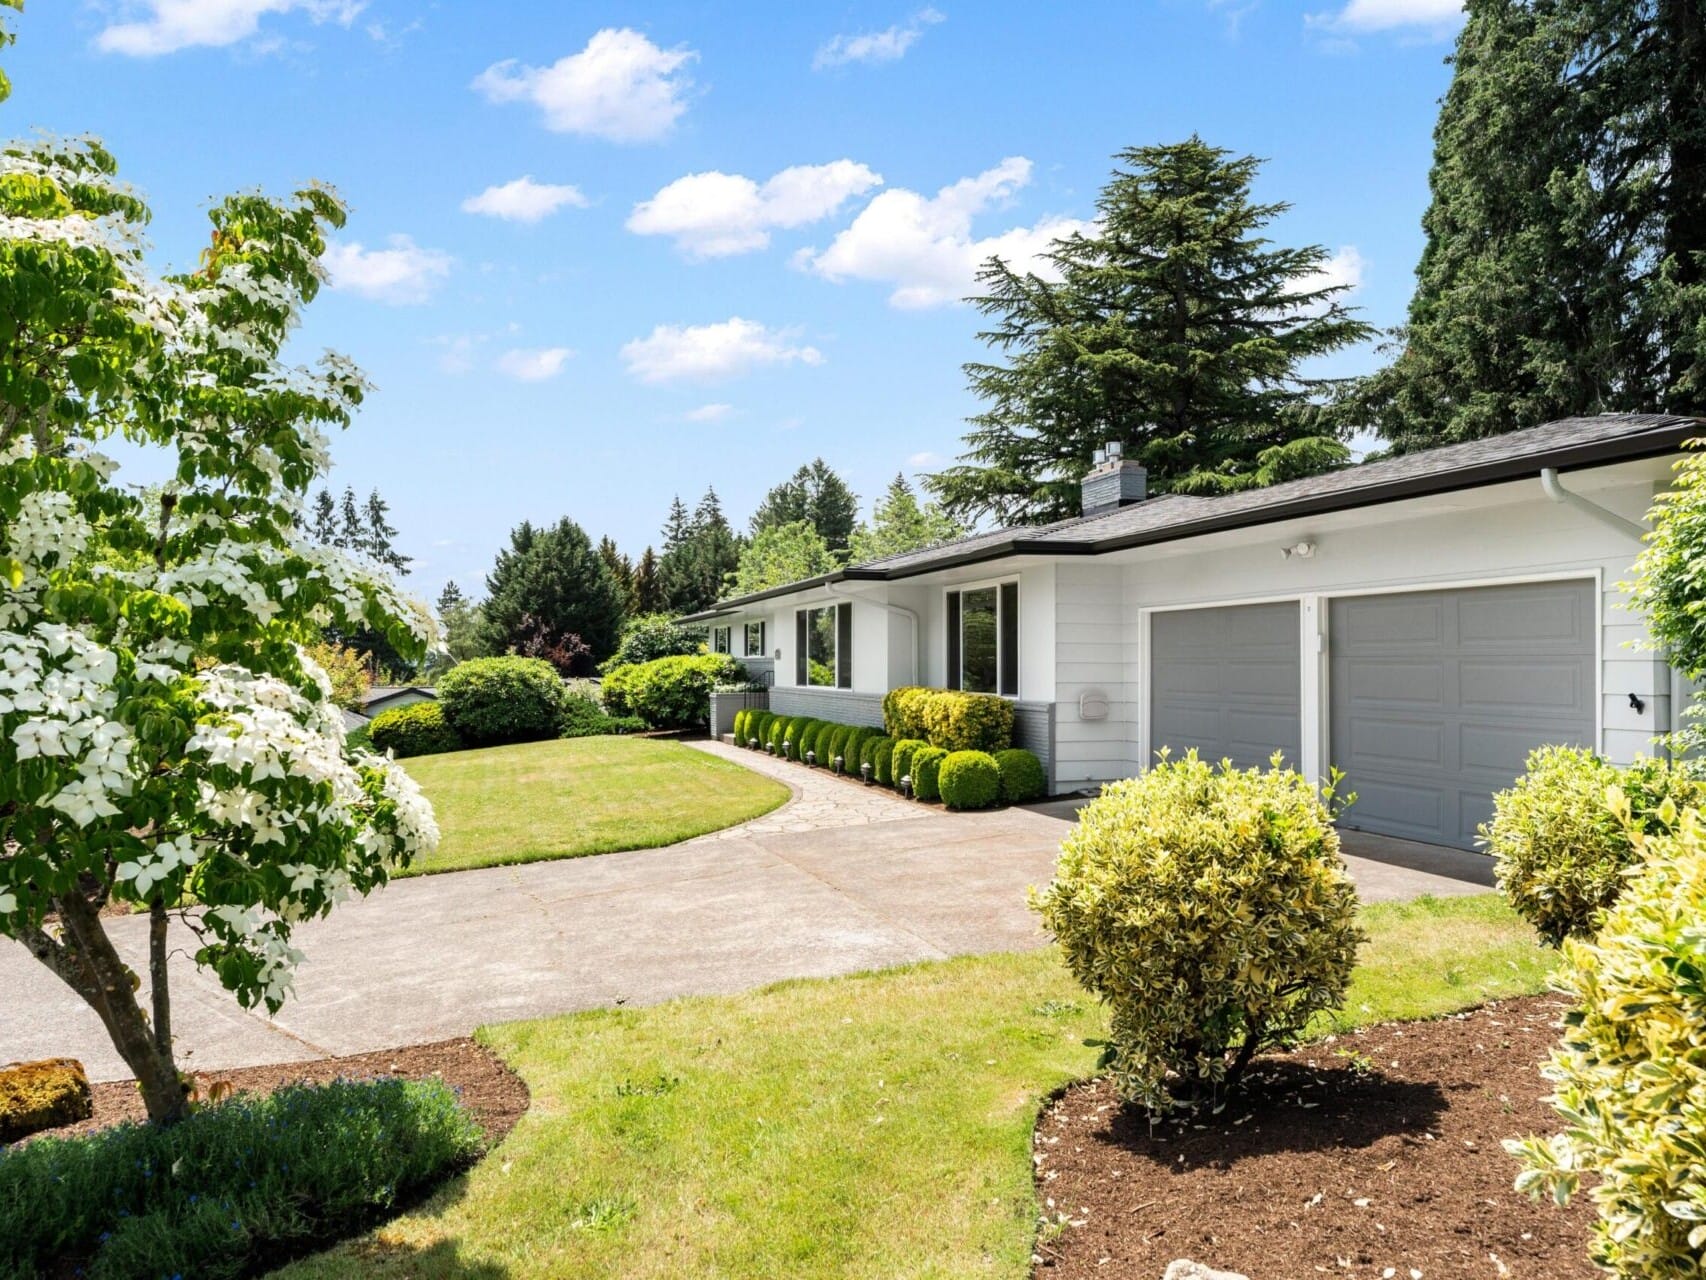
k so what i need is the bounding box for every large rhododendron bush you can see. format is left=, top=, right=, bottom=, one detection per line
left=0, top=4, right=437, bottom=1124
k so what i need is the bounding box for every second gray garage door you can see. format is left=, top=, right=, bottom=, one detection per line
left=1330, top=581, right=1596, bottom=850
left=1150, top=601, right=1302, bottom=771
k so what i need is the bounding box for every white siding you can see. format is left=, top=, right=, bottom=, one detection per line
left=1053, top=562, right=1135, bottom=792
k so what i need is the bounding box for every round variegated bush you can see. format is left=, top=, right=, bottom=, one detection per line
left=1507, top=792, right=1706, bottom=1278
left=0, top=41, right=436, bottom=1124
left=1032, top=751, right=1362, bottom=1112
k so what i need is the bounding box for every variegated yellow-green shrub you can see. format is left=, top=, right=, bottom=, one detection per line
left=1481, top=746, right=1706, bottom=945
left=1506, top=791, right=1706, bottom=1278
left=1031, top=751, right=1362, bottom=1112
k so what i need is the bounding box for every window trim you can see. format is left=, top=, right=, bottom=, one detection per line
left=743, top=620, right=766, bottom=658
left=942, top=577, right=1020, bottom=698
left=711, top=625, right=732, bottom=654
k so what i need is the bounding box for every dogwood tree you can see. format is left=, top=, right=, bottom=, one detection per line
left=0, top=10, right=437, bottom=1125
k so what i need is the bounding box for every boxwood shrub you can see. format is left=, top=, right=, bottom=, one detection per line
left=993, top=748, right=1047, bottom=804
left=871, top=736, right=897, bottom=786
left=367, top=701, right=461, bottom=758
left=1482, top=746, right=1706, bottom=945
left=911, top=746, right=948, bottom=801
left=0, top=1077, right=483, bottom=1279
left=601, top=653, right=745, bottom=730
left=438, top=657, right=566, bottom=747
left=1507, top=800, right=1706, bottom=1277
left=939, top=750, right=1001, bottom=810
left=768, top=714, right=788, bottom=753
left=881, top=686, right=1014, bottom=753
left=860, top=734, right=891, bottom=779
left=882, top=686, right=933, bottom=742
left=787, top=717, right=815, bottom=760
left=1032, top=752, right=1361, bottom=1111
left=751, top=712, right=775, bottom=747
left=732, top=708, right=749, bottom=741
left=843, top=727, right=873, bottom=770
left=891, top=738, right=927, bottom=789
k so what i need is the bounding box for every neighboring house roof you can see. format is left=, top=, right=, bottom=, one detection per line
left=678, top=413, right=1704, bottom=623
left=360, top=685, right=437, bottom=709
left=341, top=708, right=371, bottom=731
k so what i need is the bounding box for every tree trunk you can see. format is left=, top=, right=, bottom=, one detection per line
left=149, top=899, right=173, bottom=1060
left=43, top=891, right=189, bottom=1125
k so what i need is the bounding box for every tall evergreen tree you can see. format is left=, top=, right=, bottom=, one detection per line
left=308, top=484, right=411, bottom=574
left=632, top=545, right=664, bottom=614
left=661, top=495, right=692, bottom=551
left=433, top=580, right=485, bottom=666
left=597, top=534, right=636, bottom=614
left=928, top=138, right=1373, bottom=526
left=658, top=489, right=743, bottom=614
left=849, top=474, right=968, bottom=563
left=1358, top=0, right=1706, bottom=449
left=478, top=518, right=626, bottom=671
left=750, top=458, right=859, bottom=555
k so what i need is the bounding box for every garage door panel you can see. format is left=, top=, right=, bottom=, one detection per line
left=1459, top=659, right=1588, bottom=713
left=1344, top=716, right=1445, bottom=768
left=1344, top=659, right=1444, bottom=705
left=1331, top=581, right=1595, bottom=850
left=1151, top=603, right=1301, bottom=772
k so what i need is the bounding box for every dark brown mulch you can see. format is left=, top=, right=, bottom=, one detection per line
left=1033, top=995, right=1598, bottom=1280
left=33, top=1037, right=529, bottom=1146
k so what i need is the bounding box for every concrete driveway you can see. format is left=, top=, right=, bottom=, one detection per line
left=0, top=743, right=1493, bottom=1081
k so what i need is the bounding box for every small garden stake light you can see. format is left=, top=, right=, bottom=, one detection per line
left=860, top=761, right=873, bottom=785
left=899, top=774, right=913, bottom=798
left=833, top=755, right=845, bottom=776
left=806, top=750, right=816, bottom=767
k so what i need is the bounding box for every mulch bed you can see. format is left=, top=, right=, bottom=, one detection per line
left=1033, top=995, right=1599, bottom=1280
left=33, top=1037, right=529, bottom=1146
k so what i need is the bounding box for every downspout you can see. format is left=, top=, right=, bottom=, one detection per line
left=1539, top=467, right=1648, bottom=541
left=825, top=580, right=921, bottom=686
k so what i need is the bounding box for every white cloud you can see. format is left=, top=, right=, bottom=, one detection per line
left=496, top=347, right=574, bottom=381
left=472, top=28, right=695, bottom=143
left=1306, top=0, right=1463, bottom=36
left=627, top=161, right=883, bottom=258
left=907, top=450, right=942, bottom=467
left=322, top=235, right=452, bottom=305
left=1308, top=245, right=1367, bottom=296
left=462, top=176, right=589, bottom=224
left=798, top=156, right=1094, bottom=309
left=621, top=318, right=824, bottom=383
left=429, top=333, right=484, bottom=374
left=683, top=402, right=735, bottom=423
left=814, top=7, right=944, bottom=69
left=96, top=0, right=363, bottom=56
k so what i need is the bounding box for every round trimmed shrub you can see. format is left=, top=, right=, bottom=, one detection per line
left=1482, top=746, right=1706, bottom=945
left=882, top=686, right=932, bottom=741
left=1031, top=752, right=1361, bottom=1112
left=796, top=720, right=822, bottom=762
left=939, top=750, right=1001, bottom=810
left=768, top=714, right=788, bottom=753
left=439, top=656, right=568, bottom=746
left=860, top=734, right=891, bottom=779
left=993, top=748, right=1046, bottom=804
left=732, top=708, right=749, bottom=742
left=752, top=712, right=776, bottom=746
left=601, top=653, right=744, bottom=730
left=821, top=725, right=848, bottom=769
left=872, top=736, right=897, bottom=786
left=786, top=717, right=814, bottom=761
left=911, top=746, right=948, bottom=802
left=1507, top=800, right=1706, bottom=1277
left=367, top=701, right=463, bottom=758
left=891, top=738, right=927, bottom=789
left=843, top=727, right=874, bottom=770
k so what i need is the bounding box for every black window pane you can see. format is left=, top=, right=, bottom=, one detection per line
left=1000, top=582, right=1019, bottom=696
left=837, top=602, right=853, bottom=688
left=808, top=606, right=837, bottom=686
left=947, top=592, right=961, bottom=690
left=962, top=587, right=998, bottom=694
left=796, top=611, right=808, bottom=685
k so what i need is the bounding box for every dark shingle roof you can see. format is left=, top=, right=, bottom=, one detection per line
left=676, top=414, right=1701, bottom=621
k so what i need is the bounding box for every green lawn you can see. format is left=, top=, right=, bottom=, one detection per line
left=275, top=894, right=1556, bottom=1280
left=396, top=737, right=790, bottom=876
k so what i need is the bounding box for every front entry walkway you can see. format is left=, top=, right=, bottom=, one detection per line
left=0, top=742, right=1494, bottom=1081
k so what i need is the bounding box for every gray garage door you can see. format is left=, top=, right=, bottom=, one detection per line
left=1150, top=602, right=1302, bottom=771
left=1330, top=581, right=1596, bottom=850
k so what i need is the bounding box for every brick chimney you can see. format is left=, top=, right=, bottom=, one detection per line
left=1080, top=442, right=1147, bottom=518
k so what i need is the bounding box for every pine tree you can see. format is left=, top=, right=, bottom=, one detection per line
left=849, top=474, right=968, bottom=563
left=750, top=459, right=859, bottom=555
left=478, top=518, right=627, bottom=671
left=928, top=138, right=1373, bottom=527
left=1358, top=0, right=1706, bottom=449
left=597, top=535, right=636, bottom=614
left=308, top=485, right=410, bottom=574
left=632, top=546, right=663, bottom=614
left=658, top=489, right=744, bottom=614
left=661, top=496, right=692, bottom=551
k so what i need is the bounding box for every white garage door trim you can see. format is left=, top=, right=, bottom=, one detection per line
left=1324, top=570, right=1602, bottom=849
left=1139, top=594, right=1307, bottom=771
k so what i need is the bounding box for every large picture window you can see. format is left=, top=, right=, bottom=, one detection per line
left=744, top=621, right=765, bottom=657
left=946, top=581, right=1018, bottom=696
left=795, top=603, right=851, bottom=688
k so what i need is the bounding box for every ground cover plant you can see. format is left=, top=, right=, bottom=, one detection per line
left=1, top=1077, right=483, bottom=1278
left=398, top=737, right=787, bottom=875
left=272, top=894, right=1553, bottom=1280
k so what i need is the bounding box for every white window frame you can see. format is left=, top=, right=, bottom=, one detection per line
left=942, top=576, right=1020, bottom=698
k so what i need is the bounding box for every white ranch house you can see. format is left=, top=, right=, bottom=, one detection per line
left=682, top=414, right=1700, bottom=852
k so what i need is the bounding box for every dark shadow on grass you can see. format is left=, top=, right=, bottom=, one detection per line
left=304, top=1234, right=511, bottom=1278
left=1096, top=1059, right=1450, bottom=1171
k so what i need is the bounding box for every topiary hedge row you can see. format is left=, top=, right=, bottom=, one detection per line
left=731, top=709, right=1044, bottom=808
left=881, top=686, right=1016, bottom=753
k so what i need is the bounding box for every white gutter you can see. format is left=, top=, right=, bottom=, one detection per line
left=1540, top=467, right=1648, bottom=541
left=825, top=579, right=920, bottom=686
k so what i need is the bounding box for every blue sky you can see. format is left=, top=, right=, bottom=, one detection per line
left=8, top=0, right=1464, bottom=603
